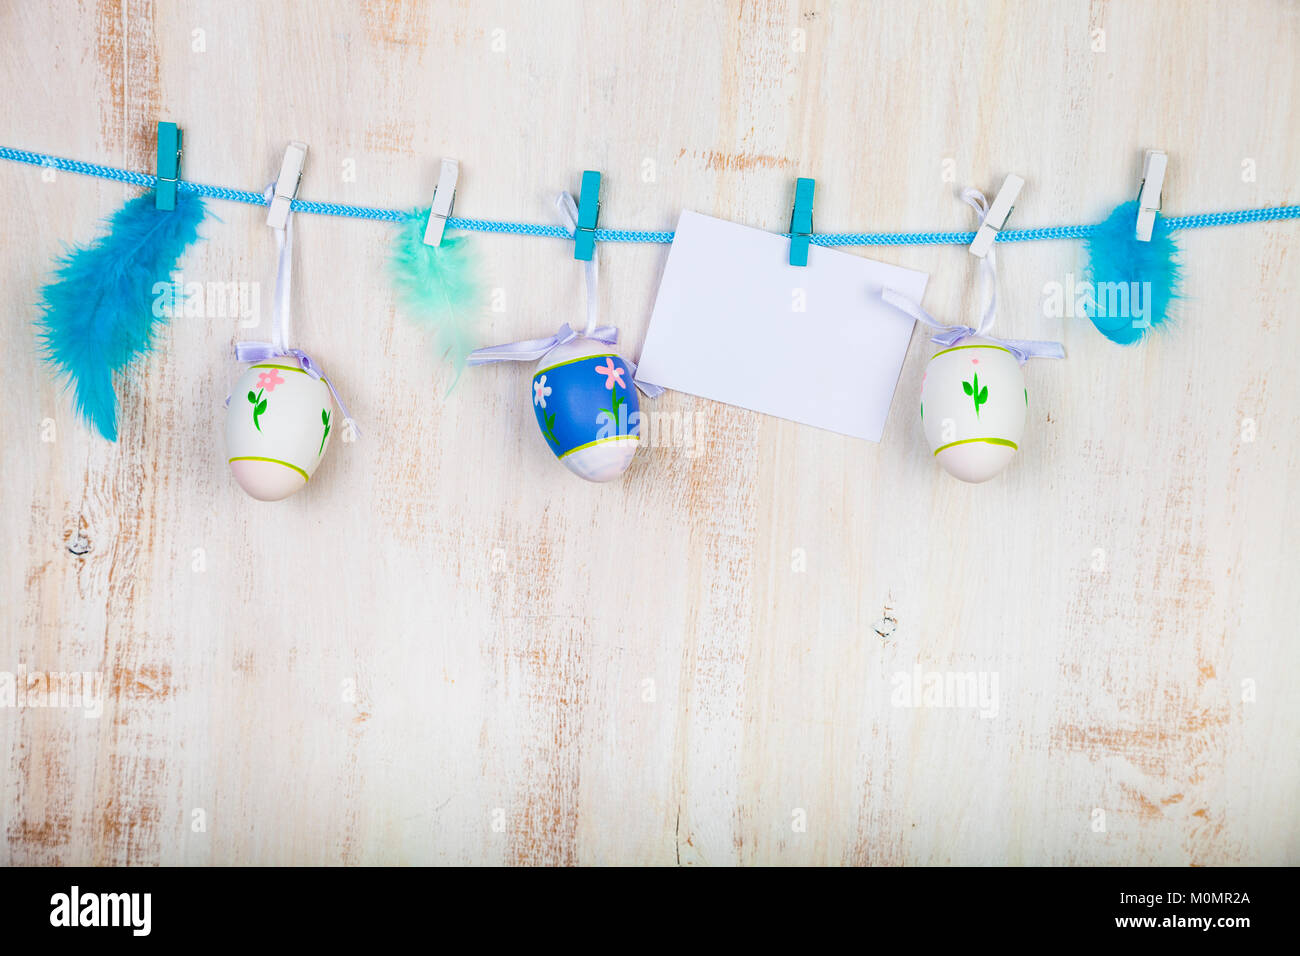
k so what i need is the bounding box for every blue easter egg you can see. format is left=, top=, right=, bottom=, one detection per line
left=531, top=337, right=640, bottom=481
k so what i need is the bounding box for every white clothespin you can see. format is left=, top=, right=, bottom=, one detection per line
left=1135, top=149, right=1167, bottom=242
left=423, top=158, right=460, bottom=246
left=969, top=174, right=1024, bottom=258
left=266, top=141, right=308, bottom=229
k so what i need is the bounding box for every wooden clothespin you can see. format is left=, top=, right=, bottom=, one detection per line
left=1135, top=150, right=1167, bottom=242
left=789, top=177, right=815, bottom=266
left=969, top=174, right=1024, bottom=258
left=155, top=121, right=182, bottom=210
left=266, top=141, right=308, bottom=229
left=423, top=158, right=460, bottom=247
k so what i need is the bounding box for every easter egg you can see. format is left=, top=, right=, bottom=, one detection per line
left=920, top=337, right=1026, bottom=483
left=226, top=362, right=335, bottom=500
left=531, top=336, right=640, bottom=481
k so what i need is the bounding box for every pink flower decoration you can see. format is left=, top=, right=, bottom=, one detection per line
left=256, top=369, right=286, bottom=391
left=594, top=357, right=626, bottom=390
left=970, top=358, right=980, bottom=365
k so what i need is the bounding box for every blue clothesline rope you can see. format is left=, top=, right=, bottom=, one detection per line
left=4, top=145, right=1298, bottom=245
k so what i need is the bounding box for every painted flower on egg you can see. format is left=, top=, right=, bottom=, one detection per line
left=533, top=375, right=552, bottom=408
left=257, top=368, right=285, bottom=391
left=594, top=357, right=626, bottom=389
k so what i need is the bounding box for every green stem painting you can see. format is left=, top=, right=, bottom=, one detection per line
left=247, top=389, right=268, bottom=431
left=962, top=373, right=989, bottom=418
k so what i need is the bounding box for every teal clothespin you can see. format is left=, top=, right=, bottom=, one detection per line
left=574, top=170, right=601, bottom=261
left=788, top=177, right=814, bottom=266
left=156, top=121, right=182, bottom=211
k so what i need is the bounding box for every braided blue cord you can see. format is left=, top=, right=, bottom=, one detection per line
left=1165, top=206, right=1300, bottom=229
left=813, top=230, right=978, bottom=246
left=591, top=228, right=678, bottom=243
left=447, top=217, right=571, bottom=238
left=3, top=144, right=1297, bottom=245
left=292, top=198, right=406, bottom=221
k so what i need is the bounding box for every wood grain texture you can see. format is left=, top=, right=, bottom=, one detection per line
left=1, top=0, right=1297, bottom=866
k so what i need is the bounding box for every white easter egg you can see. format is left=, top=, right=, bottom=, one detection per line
left=532, top=336, right=640, bottom=482
left=226, top=362, right=335, bottom=500
left=920, top=337, right=1026, bottom=483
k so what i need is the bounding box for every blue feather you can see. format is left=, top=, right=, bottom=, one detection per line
left=36, top=190, right=207, bottom=440
left=1083, top=199, right=1181, bottom=344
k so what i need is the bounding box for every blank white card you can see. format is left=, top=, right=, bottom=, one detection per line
left=636, top=211, right=928, bottom=442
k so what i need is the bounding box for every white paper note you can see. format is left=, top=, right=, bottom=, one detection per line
left=636, top=211, right=928, bottom=442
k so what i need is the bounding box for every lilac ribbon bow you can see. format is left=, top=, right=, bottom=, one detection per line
left=467, top=322, right=664, bottom=397
left=232, top=342, right=358, bottom=433
left=467, top=322, right=615, bottom=364
left=925, top=325, right=1065, bottom=364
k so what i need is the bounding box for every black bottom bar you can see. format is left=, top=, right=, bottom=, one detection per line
left=0, top=864, right=1282, bottom=943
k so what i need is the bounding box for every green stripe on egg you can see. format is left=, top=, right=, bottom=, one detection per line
left=535, top=353, right=619, bottom=375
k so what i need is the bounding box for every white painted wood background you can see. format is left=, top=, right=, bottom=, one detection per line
left=1, top=0, right=1297, bottom=866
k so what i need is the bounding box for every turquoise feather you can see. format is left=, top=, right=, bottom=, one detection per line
left=1083, top=199, right=1181, bottom=344
left=389, top=209, right=482, bottom=382
left=35, top=190, right=207, bottom=441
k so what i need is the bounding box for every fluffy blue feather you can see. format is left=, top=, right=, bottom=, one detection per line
left=36, top=191, right=207, bottom=440
left=1083, top=199, right=1181, bottom=344
left=389, top=209, right=483, bottom=385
